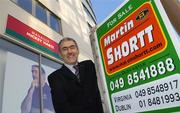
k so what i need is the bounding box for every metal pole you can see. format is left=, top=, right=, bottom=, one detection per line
left=89, top=27, right=110, bottom=113
left=39, top=54, right=43, bottom=113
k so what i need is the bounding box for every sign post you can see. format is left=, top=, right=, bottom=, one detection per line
left=95, top=0, right=180, bottom=113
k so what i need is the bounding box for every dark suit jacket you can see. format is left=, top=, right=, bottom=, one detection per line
left=48, top=60, right=104, bottom=113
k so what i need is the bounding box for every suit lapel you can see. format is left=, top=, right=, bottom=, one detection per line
left=60, top=65, right=77, bottom=80
left=59, top=64, right=86, bottom=84
left=79, top=62, right=85, bottom=83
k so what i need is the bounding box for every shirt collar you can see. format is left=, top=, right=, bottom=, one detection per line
left=64, top=63, right=78, bottom=74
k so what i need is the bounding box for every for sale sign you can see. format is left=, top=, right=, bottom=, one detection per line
left=96, top=0, right=180, bottom=113
left=100, top=3, right=166, bottom=75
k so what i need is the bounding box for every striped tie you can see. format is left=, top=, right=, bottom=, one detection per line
left=73, top=65, right=80, bottom=80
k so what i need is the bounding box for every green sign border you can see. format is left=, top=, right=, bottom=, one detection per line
left=96, top=0, right=180, bottom=113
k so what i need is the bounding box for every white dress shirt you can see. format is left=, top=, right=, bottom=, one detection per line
left=64, top=63, right=78, bottom=75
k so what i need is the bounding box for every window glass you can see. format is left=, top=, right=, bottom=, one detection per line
left=35, top=2, right=47, bottom=24
left=0, top=39, right=40, bottom=113
left=40, top=55, right=61, bottom=113
left=0, top=38, right=60, bottom=113
left=17, top=0, right=32, bottom=13
left=50, top=13, right=61, bottom=33
left=11, top=0, right=62, bottom=34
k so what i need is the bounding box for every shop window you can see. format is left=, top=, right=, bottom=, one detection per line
left=0, top=38, right=61, bottom=113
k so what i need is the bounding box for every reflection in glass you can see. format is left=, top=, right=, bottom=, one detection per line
left=36, top=2, right=47, bottom=24
left=17, top=0, right=32, bottom=13
left=50, top=13, right=61, bottom=33
left=21, top=65, right=55, bottom=113
left=0, top=39, right=56, bottom=113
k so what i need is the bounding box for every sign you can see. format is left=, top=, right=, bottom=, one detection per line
left=5, top=15, right=60, bottom=59
left=96, top=0, right=180, bottom=113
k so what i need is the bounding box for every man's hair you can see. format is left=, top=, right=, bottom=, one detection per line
left=58, top=37, right=78, bottom=51
left=32, top=65, right=45, bottom=75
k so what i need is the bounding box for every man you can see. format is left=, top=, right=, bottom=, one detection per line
left=48, top=37, right=104, bottom=113
left=21, top=65, right=55, bottom=113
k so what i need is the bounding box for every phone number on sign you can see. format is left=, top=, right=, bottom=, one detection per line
left=135, top=79, right=178, bottom=98
left=109, top=57, right=176, bottom=91
left=138, top=92, right=180, bottom=108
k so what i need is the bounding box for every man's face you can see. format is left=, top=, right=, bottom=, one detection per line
left=32, top=66, right=46, bottom=85
left=32, top=66, right=39, bottom=80
left=59, top=40, right=79, bottom=65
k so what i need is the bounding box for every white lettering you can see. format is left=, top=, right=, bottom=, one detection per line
left=104, top=20, right=134, bottom=47
left=107, top=48, right=114, bottom=65
left=106, top=25, right=154, bottom=65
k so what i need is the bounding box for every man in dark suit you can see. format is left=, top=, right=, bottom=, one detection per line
left=48, top=37, right=104, bottom=113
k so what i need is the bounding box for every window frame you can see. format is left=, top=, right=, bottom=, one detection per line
left=10, top=0, right=63, bottom=35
